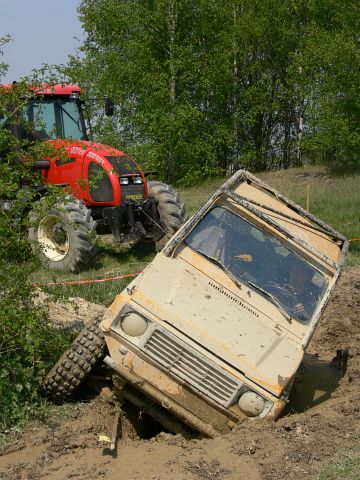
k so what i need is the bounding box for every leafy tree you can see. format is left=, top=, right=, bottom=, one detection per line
left=294, top=0, right=360, bottom=170
left=67, top=0, right=359, bottom=183
left=0, top=43, right=72, bottom=429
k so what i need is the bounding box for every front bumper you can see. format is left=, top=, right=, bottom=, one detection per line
left=103, top=330, right=287, bottom=436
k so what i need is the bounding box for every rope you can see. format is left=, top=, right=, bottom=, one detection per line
left=349, top=237, right=360, bottom=243
left=34, top=272, right=140, bottom=287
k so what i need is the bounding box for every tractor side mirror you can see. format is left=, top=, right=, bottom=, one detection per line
left=105, top=97, right=115, bottom=117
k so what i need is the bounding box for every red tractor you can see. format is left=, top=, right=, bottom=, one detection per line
left=0, top=84, right=187, bottom=272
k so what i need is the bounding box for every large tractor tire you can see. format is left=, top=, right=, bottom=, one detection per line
left=147, top=181, right=187, bottom=249
left=28, top=196, right=97, bottom=273
left=42, top=314, right=106, bottom=402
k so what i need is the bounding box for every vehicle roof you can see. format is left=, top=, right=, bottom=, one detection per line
left=233, top=180, right=343, bottom=267
left=0, top=83, right=82, bottom=96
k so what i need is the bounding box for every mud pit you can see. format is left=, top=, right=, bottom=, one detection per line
left=1, top=266, right=359, bottom=480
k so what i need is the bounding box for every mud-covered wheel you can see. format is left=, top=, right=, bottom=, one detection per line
left=42, top=314, right=106, bottom=402
left=147, top=181, right=187, bottom=249
left=28, top=195, right=97, bottom=272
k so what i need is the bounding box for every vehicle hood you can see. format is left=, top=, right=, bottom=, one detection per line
left=46, top=139, right=124, bottom=158
left=131, top=251, right=304, bottom=397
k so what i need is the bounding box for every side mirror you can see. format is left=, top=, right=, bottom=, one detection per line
left=105, top=97, right=115, bottom=117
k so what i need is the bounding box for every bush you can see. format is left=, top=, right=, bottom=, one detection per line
left=0, top=173, right=74, bottom=429
left=0, top=83, right=74, bottom=429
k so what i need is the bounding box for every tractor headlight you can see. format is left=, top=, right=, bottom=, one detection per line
left=133, top=177, right=143, bottom=184
left=120, top=177, right=130, bottom=185
left=121, top=312, right=148, bottom=337
left=238, top=390, right=266, bottom=417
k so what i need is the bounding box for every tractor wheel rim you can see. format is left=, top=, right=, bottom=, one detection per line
left=37, top=215, right=70, bottom=261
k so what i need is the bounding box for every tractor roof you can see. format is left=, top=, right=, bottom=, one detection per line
left=0, top=83, right=82, bottom=96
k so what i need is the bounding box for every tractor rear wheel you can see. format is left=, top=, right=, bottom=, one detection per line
left=42, top=313, right=106, bottom=402
left=28, top=196, right=97, bottom=272
left=147, top=181, right=187, bottom=249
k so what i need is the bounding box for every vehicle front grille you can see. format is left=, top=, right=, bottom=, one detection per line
left=142, top=328, right=241, bottom=407
left=120, top=184, right=145, bottom=203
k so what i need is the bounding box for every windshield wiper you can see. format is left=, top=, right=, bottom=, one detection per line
left=197, top=252, right=245, bottom=289
left=195, top=251, right=292, bottom=323
left=58, top=105, right=81, bottom=131
left=246, top=282, right=292, bottom=323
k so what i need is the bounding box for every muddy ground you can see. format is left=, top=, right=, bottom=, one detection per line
left=1, top=266, right=359, bottom=480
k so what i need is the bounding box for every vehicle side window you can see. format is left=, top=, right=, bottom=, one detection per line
left=61, top=101, right=84, bottom=139
left=88, top=161, right=113, bottom=202
left=27, top=102, right=56, bottom=139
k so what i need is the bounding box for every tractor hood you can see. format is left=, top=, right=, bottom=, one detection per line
left=42, top=140, right=147, bottom=204
left=130, top=252, right=304, bottom=397
left=45, top=139, right=125, bottom=159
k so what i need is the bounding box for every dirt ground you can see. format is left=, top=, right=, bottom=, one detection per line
left=1, top=266, right=359, bottom=480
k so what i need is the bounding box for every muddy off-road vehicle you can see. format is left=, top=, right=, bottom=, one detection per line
left=44, top=170, right=347, bottom=437
left=0, top=84, right=187, bottom=272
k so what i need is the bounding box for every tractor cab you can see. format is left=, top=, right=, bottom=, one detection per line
left=1, top=84, right=88, bottom=142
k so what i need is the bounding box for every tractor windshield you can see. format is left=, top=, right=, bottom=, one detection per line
left=23, top=97, right=87, bottom=141
left=185, top=207, right=328, bottom=324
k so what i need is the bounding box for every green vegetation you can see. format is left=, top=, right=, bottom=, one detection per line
left=0, top=54, right=76, bottom=430
left=0, top=181, right=75, bottom=429
left=315, top=436, right=360, bottom=480
left=64, top=0, right=359, bottom=183
left=32, top=242, right=155, bottom=306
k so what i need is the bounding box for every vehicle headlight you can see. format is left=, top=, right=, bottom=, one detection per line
left=120, top=177, right=130, bottom=185
left=238, top=390, right=266, bottom=417
left=133, top=177, right=143, bottom=184
left=121, top=312, right=148, bottom=337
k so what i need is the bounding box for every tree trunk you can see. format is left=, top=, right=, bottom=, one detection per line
left=166, top=0, right=177, bottom=184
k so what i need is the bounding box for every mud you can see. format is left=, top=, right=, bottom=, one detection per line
left=1, top=266, right=359, bottom=479
left=35, top=290, right=106, bottom=330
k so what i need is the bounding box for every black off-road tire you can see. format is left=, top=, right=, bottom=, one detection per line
left=42, top=314, right=106, bottom=402
left=147, top=181, right=187, bottom=249
left=28, top=195, right=97, bottom=273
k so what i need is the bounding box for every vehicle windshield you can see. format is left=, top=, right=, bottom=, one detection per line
left=23, top=97, right=86, bottom=140
left=185, top=207, right=328, bottom=324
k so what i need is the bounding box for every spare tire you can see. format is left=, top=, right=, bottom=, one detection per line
left=147, top=181, right=187, bottom=249
left=42, top=313, right=106, bottom=402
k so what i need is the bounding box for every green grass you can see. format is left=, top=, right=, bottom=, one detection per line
left=180, top=177, right=225, bottom=216
left=32, top=242, right=155, bottom=306
left=32, top=166, right=360, bottom=305
left=314, top=436, right=360, bottom=480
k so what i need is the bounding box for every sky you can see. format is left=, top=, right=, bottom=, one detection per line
left=1, top=0, right=84, bottom=83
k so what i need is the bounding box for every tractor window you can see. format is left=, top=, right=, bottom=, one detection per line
left=25, top=98, right=86, bottom=140
left=105, top=156, right=141, bottom=176
left=28, top=102, right=57, bottom=139
left=60, top=100, right=85, bottom=140
left=88, top=161, right=114, bottom=202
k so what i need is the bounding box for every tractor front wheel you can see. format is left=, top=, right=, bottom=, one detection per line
left=147, top=181, right=187, bottom=249
left=28, top=196, right=97, bottom=272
